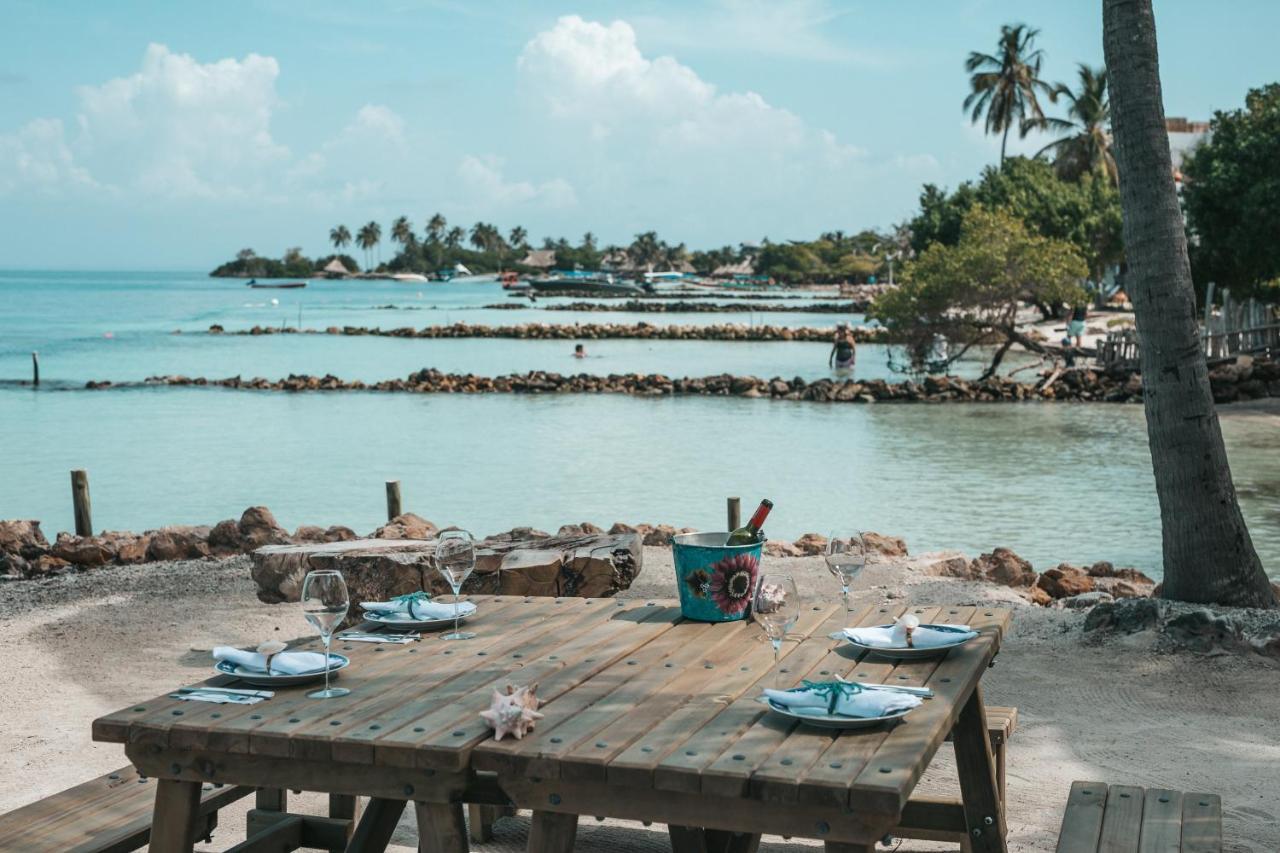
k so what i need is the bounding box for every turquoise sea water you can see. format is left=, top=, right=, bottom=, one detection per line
left=3, top=271, right=1277, bottom=578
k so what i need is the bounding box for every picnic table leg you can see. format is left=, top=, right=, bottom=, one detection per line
left=952, top=686, right=1008, bottom=853
left=527, top=810, right=577, bottom=853
left=331, top=794, right=361, bottom=851
left=467, top=803, right=497, bottom=842
left=346, top=797, right=407, bottom=853
left=669, top=826, right=762, bottom=853
left=148, top=779, right=203, bottom=853
left=416, top=801, right=468, bottom=853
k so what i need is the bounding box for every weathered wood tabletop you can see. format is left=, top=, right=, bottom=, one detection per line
left=93, top=595, right=1011, bottom=853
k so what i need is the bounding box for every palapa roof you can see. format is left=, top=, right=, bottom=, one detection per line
left=601, top=249, right=633, bottom=271
left=711, top=257, right=756, bottom=277
left=322, top=258, right=350, bottom=274
left=520, top=249, right=557, bottom=268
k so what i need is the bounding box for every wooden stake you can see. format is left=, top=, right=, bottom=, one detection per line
left=31, top=351, right=39, bottom=387
left=386, top=480, right=402, bottom=521
left=71, top=469, right=92, bottom=536
left=727, top=497, right=741, bottom=532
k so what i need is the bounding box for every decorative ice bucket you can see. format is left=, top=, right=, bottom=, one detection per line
left=671, top=532, right=763, bottom=622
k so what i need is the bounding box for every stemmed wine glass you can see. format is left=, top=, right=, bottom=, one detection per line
left=825, top=532, right=867, bottom=613
left=300, top=569, right=350, bottom=699
left=436, top=530, right=477, bottom=640
left=753, top=574, right=800, bottom=685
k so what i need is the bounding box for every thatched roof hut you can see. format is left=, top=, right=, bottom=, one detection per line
left=711, top=258, right=756, bottom=278
left=520, top=249, right=557, bottom=269
left=321, top=258, right=350, bottom=278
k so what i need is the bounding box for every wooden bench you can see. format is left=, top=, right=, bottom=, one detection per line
left=0, top=764, right=251, bottom=853
left=1057, top=781, right=1222, bottom=853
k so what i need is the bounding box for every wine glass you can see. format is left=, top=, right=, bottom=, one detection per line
left=300, top=569, right=350, bottom=699
left=753, top=574, right=800, bottom=683
left=436, top=530, right=477, bottom=640
left=825, top=532, right=867, bottom=613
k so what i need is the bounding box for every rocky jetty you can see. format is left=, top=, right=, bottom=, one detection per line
left=88, top=355, right=1278, bottom=405
left=222, top=322, right=885, bottom=343
left=922, top=546, right=1158, bottom=608
left=502, top=300, right=873, bottom=314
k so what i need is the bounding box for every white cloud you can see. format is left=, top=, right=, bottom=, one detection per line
left=458, top=155, right=576, bottom=208
left=0, top=118, right=98, bottom=194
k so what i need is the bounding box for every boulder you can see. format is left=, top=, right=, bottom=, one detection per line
left=919, top=555, right=978, bottom=580
left=487, top=526, right=551, bottom=542
left=862, top=532, right=908, bottom=558
left=372, top=513, right=439, bottom=541
left=50, top=532, right=114, bottom=568
left=608, top=522, right=638, bottom=535
left=642, top=525, right=679, bottom=547
left=146, top=526, right=212, bottom=562
left=0, top=520, right=49, bottom=559
left=1055, top=591, right=1115, bottom=610
left=322, top=525, right=357, bottom=542
left=291, top=525, right=330, bottom=543
left=250, top=532, right=643, bottom=625
left=1083, top=598, right=1161, bottom=634
left=970, top=548, right=1036, bottom=588
left=107, top=532, right=151, bottom=564
left=792, top=533, right=828, bottom=556
left=1025, top=585, right=1053, bottom=607
left=764, top=540, right=804, bottom=558
left=0, top=553, right=30, bottom=577
left=1163, top=610, right=1243, bottom=654
left=27, top=554, right=72, bottom=576
left=237, top=506, right=290, bottom=549
left=557, top=522, right=604, bottom=537
left=208, top=519, right=243, bottom=554
left=1036, top=564, right=1095, bottom=599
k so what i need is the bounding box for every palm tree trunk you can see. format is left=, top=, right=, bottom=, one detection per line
left=1000, top=124, right=1009, bottom=164
left=1103, top=0, right=1275, bottom=607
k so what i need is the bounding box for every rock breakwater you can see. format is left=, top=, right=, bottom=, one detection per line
left=218, top=322, right=885, bottom=342
left=487, top=300, right=871, bottom=313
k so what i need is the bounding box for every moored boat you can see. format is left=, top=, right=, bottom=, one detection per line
left=528, top=271, right=645, bottom=296
left=247, top=280, right=307, bottom=289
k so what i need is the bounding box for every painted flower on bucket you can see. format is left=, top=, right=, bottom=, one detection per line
left=709, top=553, right=759, bottom=615
left=685, top=568, right=712, bottom=599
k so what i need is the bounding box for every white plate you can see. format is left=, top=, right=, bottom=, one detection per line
left=843, top=624, right=976, bottom=660
left=763, top=698, right=911, bottom=730
left=360, top=602, right=477, bottom=630
left=214, top=653, right=350, bottom=687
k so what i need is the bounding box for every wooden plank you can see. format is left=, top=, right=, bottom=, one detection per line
left=346, top=798, right=406, bottom=853
left=1097, top=785, right=1144, bottom=852
left=147, top=779, right=203, bottom=853
left=953, top=686, right=1007, bottom=853
left=329, top=794, right=360, bottom=852
left=414, top=801, right=467, bottom=853
left=607, top=602, right=845, bottom=791
left=698, top=605, right=910, bottom=800
left=1055, top=781, right=1108, bottom=853
left=669, top=826, right=761, bottom=853
left=841, top=608, right=1006, bottom=816
left=223, top=814, right=303, bottom=853
left=466, top=804, right=497, bottom=843
left=1179, top=793, right=1221, bottom=853
left=527, top=811, right=578, bottom=853
left=387, top=604, right=686, bottom=771
left=1137, top=789, right=1183, bottom=853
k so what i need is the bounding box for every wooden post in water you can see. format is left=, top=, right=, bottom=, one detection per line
left=726, top=497, right=741, bottom=533
left=70, top=469, right=92, bottom=536
left=31, top=352, right=39, bottom=387
left=386, top=480, right=402, bottom=521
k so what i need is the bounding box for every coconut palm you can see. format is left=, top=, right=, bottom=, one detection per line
left=444, top=226, right=464, bottom=249
left=329, top=225, right=352, bottom=254
left=627, top=231, right=664, bottom=271
left=391, top=215, right=414, bottom=251
left=582, top=232, right=596, bottom=251
left=1103, top=0, right=1275, bottom=608
left=1034, top=64, right=1117, bottom=184
left=426, top=213, right=447, bottom=243
left=356, top=222, right=382, bottom=269
left=508, top=226, right=528, bottom=250
left=964, top=24, right=1057, bottom=163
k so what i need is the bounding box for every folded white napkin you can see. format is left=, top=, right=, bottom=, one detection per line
left=764, top=682, right=922, bottom=718
left=844, top=623, right=977, bottom=649
left=213, top=647, right=331, bottom=675
left=173, top=691, right=268, bottom=705
left=361, top=596, right=475, bottom=621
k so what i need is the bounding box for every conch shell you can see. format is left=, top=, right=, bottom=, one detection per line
left=891, top=613, right=920, bottom=648
left=756, top=582, right=787, bottom=613
left=256, top=641, right=287, bottom=674
left=480, top=683, right=545, bottom=741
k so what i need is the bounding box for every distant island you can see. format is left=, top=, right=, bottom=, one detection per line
left=210, top=248, right=360, bottom=279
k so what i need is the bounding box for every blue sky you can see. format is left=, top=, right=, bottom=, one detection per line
left=1, top=0, right=1275, bottom=269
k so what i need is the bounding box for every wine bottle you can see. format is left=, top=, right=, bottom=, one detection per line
left=725, top=499, right=773, bottom=545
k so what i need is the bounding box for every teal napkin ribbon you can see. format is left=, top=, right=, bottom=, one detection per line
left=391, top=591, right=432, bottom=619
left=796, top=680, right=864, bottom=715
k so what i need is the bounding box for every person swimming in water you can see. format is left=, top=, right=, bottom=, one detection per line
left=573, top=343, right=587, bottom=359
left=829, top=322, right=856, bottom=371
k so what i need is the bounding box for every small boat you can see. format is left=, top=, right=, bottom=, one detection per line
left=247, top=281, right=307, bottom=289
left=499, top=271, right=523, bottom=289
left=529, top=271, right=644, bottom=296
left=390, top=273, right=430, bottom=283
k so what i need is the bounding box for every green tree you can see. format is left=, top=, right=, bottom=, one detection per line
left=425, top=213, right=447, bottom=243
left=1035, top=64, right=1117, bottom=184
left=508, top=226, right=528, bottom=250
left=356, top=222, right=381, bottom=269
left=964, top=23, right=1057, bottom=163
left=873, top=206, right=1088, bottom=376
left=1182, top=83, right=1280, bottom=299
left=1104, top=0, right=1274, bottom=608
left=444, top=226, right=464, bottom=249
left=627, top=231, right=664, bottom=270
left=391, top=215, right=414, bottom=250
left=329, top=225, right=351, bottom=254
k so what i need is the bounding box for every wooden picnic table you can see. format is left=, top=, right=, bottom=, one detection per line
left=92, top=595, right=1011, bottom=853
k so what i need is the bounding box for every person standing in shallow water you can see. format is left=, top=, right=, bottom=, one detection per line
left=829, top=322, right=856, bottom=372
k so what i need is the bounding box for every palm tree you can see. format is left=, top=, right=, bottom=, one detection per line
left=469, top=223, right=487, bottom=252
left=1103, top=0, right=1275, bottom=608
left=391, top=215, right=414, bottom=251
left=581, top=232, right=596, bottom=250
left=329, top=225, right=351, bottom=255
left=355, top=224, right=375, bottom=270
left=426, top=213, right=447, bottom=244
left=508, top=226, right=528, bottom=250
left=366, top=221, right=382, bottom=265
left=1034, top=64, right=1117, bottom=184
left=627, top=231, right=664, bottom=271
left=964, top=24, right=1057, bottom=163
left=444, top=226, right=464, bottom=249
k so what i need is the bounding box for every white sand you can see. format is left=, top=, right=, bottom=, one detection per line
left=0, top=549, right=1275, bottom=851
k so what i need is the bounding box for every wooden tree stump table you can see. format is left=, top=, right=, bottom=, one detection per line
left=92, top=597, right=1011, bottom=853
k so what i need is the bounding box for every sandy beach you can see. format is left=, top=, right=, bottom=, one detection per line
left=1, top=549, right=1275, bottom=852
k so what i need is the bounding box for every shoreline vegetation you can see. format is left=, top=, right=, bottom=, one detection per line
left=71, top=354, right=1278, bottom=405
